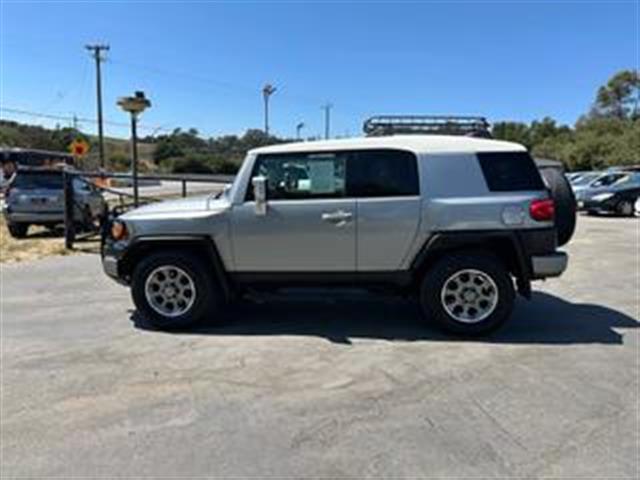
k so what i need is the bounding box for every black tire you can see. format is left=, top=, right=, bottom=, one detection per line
left=419, top=252, right=515, bottom=336
left=131, top=250, right=222, bottom=330
left=616, top=200, right=634, bottom=217
left=539, top=167, right=576, bottom=247
left=7, top=222, right=29, bottom=239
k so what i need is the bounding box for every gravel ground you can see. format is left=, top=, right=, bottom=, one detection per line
left=1, top=214, right=638, bottom=478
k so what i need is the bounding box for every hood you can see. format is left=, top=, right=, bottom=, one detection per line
left=121, top=194, right=229, bottom=219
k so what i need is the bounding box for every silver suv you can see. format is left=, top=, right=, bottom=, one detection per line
left=4, top=168, right=107, bottom=238
left=102, top=135, right=568, bottom=335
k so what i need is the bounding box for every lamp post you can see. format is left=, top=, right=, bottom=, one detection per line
left=262, top=83, right=276, bottom=136
left=117, top=91, right=151, bottom=207
left=296, top=121, right=305, bottom=140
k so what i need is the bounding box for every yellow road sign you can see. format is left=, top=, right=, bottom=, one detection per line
left=70, top=139, right=90, bottom=157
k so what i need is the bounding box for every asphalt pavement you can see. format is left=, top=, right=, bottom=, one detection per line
left=1, top=215, right=638, bottom=478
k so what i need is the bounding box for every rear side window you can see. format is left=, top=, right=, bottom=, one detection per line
left=13, top=172, right=64, bottom=190
left=348, top=150, right=419, bottom=197
left=477, top=151, right=545, bottom=191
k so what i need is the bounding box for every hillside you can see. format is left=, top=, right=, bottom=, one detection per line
left=0, top=120, right=155, bottom=170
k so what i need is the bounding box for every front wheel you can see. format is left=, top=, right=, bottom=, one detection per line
left=616, top=200, right=634, bottom=217
left=419, top=252, right=515, bottom=335
left=131, top=250, right=222, bottom=330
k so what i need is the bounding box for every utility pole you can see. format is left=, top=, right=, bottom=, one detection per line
left=322, top=103, right=333, bottom=139
left=85, top=44, right=109, bottom=169
left=262, top=83, right=276, bottom=136
left=296, top=121, right=305, bottom=140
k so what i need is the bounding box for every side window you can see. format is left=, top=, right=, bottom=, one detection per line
left=73, top=178, right=92, bottom=192
left=477, top=151, right=545, bottom=191
left=347, top=150, right=419, bottom=197
left=248, top=152, right=347, bottom=200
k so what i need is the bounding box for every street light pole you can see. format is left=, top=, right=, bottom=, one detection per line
left=296, top=121, right=305, bottom=140
left=130, top=113, right=139, bottom=206
left=117, top=91, right=151, bottom=208
left=262, top=83, right=276, bottom=136
left=322, top=103, right=333, bottom=140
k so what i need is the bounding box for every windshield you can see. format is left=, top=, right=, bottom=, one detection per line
left=611, top=173, right=640, bottom=188
left=571, top=172, right=600, bottom=186
left=13, top=172, right=64, bottom=190
left=590, top=173, right=626, bottom=188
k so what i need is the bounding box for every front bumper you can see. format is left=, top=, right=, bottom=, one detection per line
left=101, top=240, right=130, bottom=285
left=531, top=252, right=568, bottom=279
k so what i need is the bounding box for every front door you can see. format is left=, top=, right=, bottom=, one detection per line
left=231, top=151, right=356, bottom=272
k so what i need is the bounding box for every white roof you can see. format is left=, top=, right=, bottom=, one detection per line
left=250, top=135, right=526, bottom=156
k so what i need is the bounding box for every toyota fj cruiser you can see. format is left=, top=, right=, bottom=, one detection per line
left=102, top=117, right=570, bottom=335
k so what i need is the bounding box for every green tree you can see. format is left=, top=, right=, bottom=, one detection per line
left=592, top=70, right=639, bottom=119
left=491, top=122, right=531, bottom=147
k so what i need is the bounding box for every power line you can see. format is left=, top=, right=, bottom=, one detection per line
left=109, top=56, right=365, bottom=122
left=0, top=106, right=169, bottom=133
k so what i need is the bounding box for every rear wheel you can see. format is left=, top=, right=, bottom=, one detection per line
left=7, top=222, right=29, bottom=239
left=419, top=252, right=515, bottom=335
left=131, top=250, right=222, bottom=330
left=616, top=200, right=634, bottom=217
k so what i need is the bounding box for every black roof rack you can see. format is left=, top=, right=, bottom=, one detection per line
left=363, top=115, right=492, bottom=138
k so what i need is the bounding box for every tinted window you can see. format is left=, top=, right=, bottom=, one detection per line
left=249, top=152, right=346, bottom=200
left=478, top=151, right=545, bottom=191
left=348, top=150, right=419, bottom=197
left=13, top=172, right=64, bottom=190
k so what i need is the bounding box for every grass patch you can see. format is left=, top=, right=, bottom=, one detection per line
left=0, top=216, right=99, bottom=264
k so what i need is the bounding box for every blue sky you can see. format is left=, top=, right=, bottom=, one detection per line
left=1, top=1, right=638, bottom=139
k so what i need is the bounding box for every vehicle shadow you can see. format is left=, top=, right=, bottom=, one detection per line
left=131, top=290, right=638, bottom=345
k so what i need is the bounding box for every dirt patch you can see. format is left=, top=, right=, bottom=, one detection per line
left=0, top=216, right=99, bottom=264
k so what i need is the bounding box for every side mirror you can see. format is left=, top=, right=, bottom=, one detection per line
left=252, top=176, right=267, bottom=215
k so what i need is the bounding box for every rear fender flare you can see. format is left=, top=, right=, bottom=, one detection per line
left=410, top=231, right=531, bottom=298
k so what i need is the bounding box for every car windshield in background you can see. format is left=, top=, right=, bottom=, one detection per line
left=14, top=172, right=64, bottom=190
left=571, top=172, right=600, bottom=185
left=612, top=173, right=640, bottom=188
left=591, top=173, right=626, bottom=188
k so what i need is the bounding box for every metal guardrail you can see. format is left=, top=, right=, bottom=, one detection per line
left=62, top=170, right=234, bottom=249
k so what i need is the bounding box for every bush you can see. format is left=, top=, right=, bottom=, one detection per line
left=108, top=153, right=130, bottom=172
left=169, top=155, right=214, bottom=174
left=210, top=158, right=239, bottom=174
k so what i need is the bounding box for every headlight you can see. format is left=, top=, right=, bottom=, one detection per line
left=591, top=192, right=614, bottom=202
left=110, top=220, right=128, bottom=241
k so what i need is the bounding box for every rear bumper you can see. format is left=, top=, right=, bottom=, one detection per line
left=3, top=210, right=86, bottom=224
left=4, top=211, right=65, bottom=223
left=531, top=252, right=568, bottom=279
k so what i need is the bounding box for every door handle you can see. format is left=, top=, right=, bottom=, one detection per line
left=321, top=210, right=353, bottom=224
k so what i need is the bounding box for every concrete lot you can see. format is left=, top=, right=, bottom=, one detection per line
left=1, top=215, right=638, bottom=478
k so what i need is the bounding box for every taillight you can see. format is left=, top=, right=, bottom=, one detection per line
left=529, top=198, right=555, bottom=221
